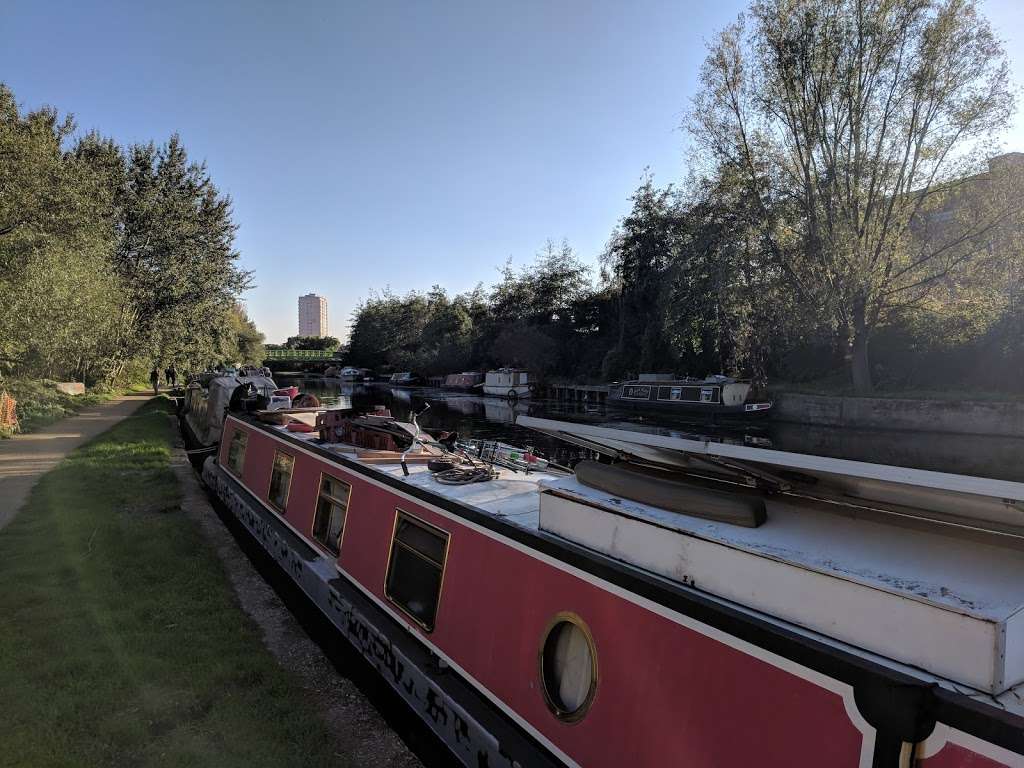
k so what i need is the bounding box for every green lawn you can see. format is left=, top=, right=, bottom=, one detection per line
left=0, top=398, right=340, bottom=768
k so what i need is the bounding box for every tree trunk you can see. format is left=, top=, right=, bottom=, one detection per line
left=849, top=298, right=873, bottom=394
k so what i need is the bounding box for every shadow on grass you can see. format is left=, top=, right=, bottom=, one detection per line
left=0, top=398, right=344, bottom=768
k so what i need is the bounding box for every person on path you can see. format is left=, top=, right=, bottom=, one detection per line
left=166, top=364, right=177, bottom=388
left=150, top=366, right=160, bottom=395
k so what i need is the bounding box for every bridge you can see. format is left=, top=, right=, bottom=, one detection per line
left=263, top=348, right=342, bottom=362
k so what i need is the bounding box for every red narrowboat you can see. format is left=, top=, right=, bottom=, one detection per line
left=201, top=408, right=1024, bottom=767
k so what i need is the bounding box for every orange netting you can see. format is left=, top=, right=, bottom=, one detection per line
left=0, top=390, right=18, bottom=432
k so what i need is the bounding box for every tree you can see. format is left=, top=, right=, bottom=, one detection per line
left=284, top=335, right=340, bottom=351
left=690, top=0, right=1016, bottom=392
left=0, top=86, right=124, bottom=383
left=602, top=175, right=683, bottom=377
left=113, top=135, right=250, bottom=377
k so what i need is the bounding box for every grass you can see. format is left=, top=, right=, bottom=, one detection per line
left=0, top=398, right=342, bottom=768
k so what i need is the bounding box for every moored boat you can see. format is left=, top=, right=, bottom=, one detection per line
left=388, top=372, right=423, bottom=387
left=483, top=368, right=532, bottom=399
left=197, top=400, right=1024, bottom=767
left=339, top=366, right=372, bottom=381
left=443, top=371, right=485, bottom=390
left=608, top=373, right=772, bottom=417
left=180, top=371, right=278, bottom=448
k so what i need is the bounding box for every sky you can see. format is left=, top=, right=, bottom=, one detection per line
left=3, top=0, right=1024, bottom=343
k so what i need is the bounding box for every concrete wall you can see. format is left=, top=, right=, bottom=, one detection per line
left=774, top=393, right=1024, bottom=437
left=55, top=382, right=85, bottom=396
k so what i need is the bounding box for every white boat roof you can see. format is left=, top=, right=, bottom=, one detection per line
left=516, top=415, right=1024, bottom=536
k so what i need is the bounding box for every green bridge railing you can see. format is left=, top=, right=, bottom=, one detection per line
left=264, top=349, right=340, bottom=361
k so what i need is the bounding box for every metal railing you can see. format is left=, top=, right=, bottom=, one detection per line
left=264, top=349, right=339, bottom=361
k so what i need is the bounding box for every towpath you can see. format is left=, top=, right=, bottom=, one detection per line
left=0, top=393, right=151, bottom=530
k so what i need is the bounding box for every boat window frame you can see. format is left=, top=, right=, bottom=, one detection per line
left=538, top=611, right=599, bottom=724
left=267, top=449, right=295, bottom=513
left=311, top=471, right=352, bottom=556
left=700, top=387, right=721, bottom=404
left=383, top=509, right=451, bottom=633
left=225, top=427, right=248, bottom=477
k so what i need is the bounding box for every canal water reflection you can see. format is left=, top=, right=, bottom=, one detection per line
left=279, top=378, right=1024, bottom=482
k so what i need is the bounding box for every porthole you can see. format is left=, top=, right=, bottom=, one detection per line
left=539, top=613, right=597, bottom=722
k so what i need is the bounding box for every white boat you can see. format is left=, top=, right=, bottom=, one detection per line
left=482, top=367, right=532, bottom=398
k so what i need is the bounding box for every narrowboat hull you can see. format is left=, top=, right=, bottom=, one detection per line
left=198, top=413, right=1024, bottom=767
left=609, top=380, right=772, bottom=419
left=481, top=384, right=532, bottom=398
left=444, top=373, right=485, bottom=390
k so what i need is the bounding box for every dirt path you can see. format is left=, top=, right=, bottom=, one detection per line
left=169, top=436, right=421, bottom=767
left=0, top=393, right=151, bottom=531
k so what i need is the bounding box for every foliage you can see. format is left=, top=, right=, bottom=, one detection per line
left=281, top=335, right=340, bottom=351
left=346, top=241, right=612, bottom=379
left=0, top=379, right=115, bottom=437
left=0, top=83, right=257, bottom=386
left=689, top=0, right=1017, bottom=391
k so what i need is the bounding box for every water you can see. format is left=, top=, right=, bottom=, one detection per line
left=278, top=377, right=1024, bottom=482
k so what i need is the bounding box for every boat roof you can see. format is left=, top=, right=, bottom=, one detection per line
left=516, top=415, right=1024, bottom=536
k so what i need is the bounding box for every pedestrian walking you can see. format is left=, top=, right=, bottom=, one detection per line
left=150, top=366, right=160, bottom=395
left=166, top=364, right=177, bottom=388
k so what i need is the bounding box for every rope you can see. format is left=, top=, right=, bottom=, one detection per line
left=433, top=466, right=498, bottom=485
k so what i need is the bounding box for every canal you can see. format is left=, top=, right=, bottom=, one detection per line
left=278, top=377, right=1024, bottom=482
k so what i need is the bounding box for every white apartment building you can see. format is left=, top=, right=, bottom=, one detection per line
left=298, top=293, right=328, bottom=337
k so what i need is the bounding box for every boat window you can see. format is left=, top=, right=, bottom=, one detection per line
left=540, top=614, right=598, bottom=722
left=268, top=451, right=294, bottom=511
left=312, top=473, right=351, bottom=555
left=385, top=512, right=449, bottom=631
left=226, top=428, right=247, bottom=476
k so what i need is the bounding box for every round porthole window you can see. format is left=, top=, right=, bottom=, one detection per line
left=539, top=613, right=597, bottom=722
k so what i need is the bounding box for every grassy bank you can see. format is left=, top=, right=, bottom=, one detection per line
left=0, top=397, right=341, bottom=767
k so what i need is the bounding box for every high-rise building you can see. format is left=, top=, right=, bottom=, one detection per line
left=298, top=293, right=328, bottom=337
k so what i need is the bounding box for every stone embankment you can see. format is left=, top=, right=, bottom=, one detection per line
left=774, top=393, right=1024, bottom=437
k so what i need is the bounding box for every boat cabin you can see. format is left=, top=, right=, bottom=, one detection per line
left=443, top=371, right=485, bottom=389
left=610, top=374, right=771, bottom=416
left=483, top=368, right=532, bottom=398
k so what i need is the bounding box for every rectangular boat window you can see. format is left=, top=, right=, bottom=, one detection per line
left=268, top=451, right=294, bottom=511
left=385, top=512, right=449, bottom=631
left=700, top=387, right=720, bottom=403
left=312, top=474, right=351, bottom=555
left=226, top=429, right=247, bottom=476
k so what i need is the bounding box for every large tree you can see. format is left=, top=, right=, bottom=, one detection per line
left=690, top=0, right=1016, bottom=391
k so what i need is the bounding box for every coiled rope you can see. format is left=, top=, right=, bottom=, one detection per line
left=433, top=466, right=498, bottom=485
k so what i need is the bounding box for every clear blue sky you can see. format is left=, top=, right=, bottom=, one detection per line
left=3, top=0, right=1023, bottom=343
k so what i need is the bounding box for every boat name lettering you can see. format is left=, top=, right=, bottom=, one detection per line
left=326, top=584, right=517, bottom=767
left=620, top=385, right=651, bottom=400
